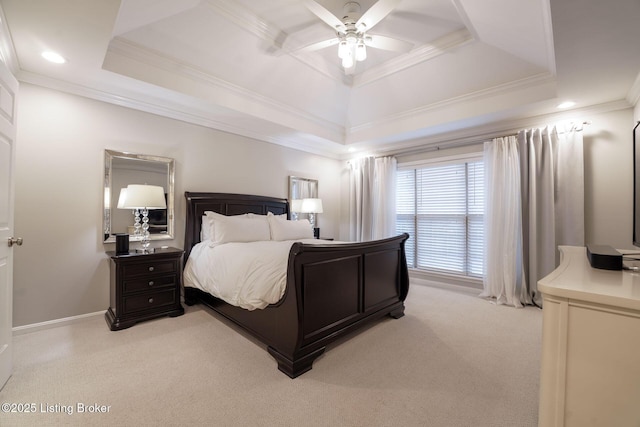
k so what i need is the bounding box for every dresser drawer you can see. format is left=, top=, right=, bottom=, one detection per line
left=122, top=259, right=177, bottom=277
left=123, top=274, right=177, bottom=294
left=122, top=289, right=177, bottom=315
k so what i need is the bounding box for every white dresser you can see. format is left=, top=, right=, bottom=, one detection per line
left=538, top=246, right=640, bottom=427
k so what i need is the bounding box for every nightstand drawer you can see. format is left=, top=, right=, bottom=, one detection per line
left=122, top=289, right=177, bottom=314
left=122, top=259, right=177, bottom=277
left=123, top=274, right=177, bottom=294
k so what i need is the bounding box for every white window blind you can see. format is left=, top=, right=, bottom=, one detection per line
left=396, top=159, right=484, bottom=278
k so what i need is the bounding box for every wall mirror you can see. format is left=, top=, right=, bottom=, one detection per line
left=288, top=176, right=318, bottom=220
left=103, top=149, right=175, bottom=243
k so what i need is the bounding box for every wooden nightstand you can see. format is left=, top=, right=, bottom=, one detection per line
left=105, top=247, right=185, bottom=331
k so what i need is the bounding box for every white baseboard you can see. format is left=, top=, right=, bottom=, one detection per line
left=12, top=311, right=104, bottom=336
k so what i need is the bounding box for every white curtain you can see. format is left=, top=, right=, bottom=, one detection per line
left=482, top=125, right=584, bottom=306
left=349, top=156, right=397, bottom=241
left=481, top=136, right=526, bottom=307
left=519, top=125, right=584, bottom=305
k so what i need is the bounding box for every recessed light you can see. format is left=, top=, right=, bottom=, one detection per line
left=41, top=51, right=66, bottom=64
left=347, top=147, right=356, bottom=153
left=557, top=101, right=576, bottom=109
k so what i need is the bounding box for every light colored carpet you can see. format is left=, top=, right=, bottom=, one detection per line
left=0, top=284, right=542, bottom=427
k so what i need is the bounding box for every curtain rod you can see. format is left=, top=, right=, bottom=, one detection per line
left=346, top=121, right=593, bottom=162
left=373, top=120, right=594, bottom=159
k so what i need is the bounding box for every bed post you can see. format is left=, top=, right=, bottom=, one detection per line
left=267, top=347, right=326, bottom=379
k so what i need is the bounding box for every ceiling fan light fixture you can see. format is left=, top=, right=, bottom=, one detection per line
left=356, top=41, right=367, bottom=61
left=342, top=51, right=354, bottom=68
left=338, top=40, right=349, bottom=59
left=305, top=0, right=404, bottom=71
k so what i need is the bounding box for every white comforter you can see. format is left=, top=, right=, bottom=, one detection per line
left=183, top=239, right=335, bottom=310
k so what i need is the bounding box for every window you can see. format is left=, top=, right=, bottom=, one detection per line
left=396, top=158, right=484, bottom=278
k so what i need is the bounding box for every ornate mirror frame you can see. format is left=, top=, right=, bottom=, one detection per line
left=103, top=149, right=175, bottom=243
left=288, top=176, right=318, bottom=220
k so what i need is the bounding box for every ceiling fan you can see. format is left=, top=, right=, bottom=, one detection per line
left=301, top=0, right=412, bottom=72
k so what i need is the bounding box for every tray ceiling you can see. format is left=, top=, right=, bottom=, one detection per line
left=1, top=0, right=639, bottom=158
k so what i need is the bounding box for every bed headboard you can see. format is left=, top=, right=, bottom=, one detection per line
left=183, top=192, right=289, bottom=259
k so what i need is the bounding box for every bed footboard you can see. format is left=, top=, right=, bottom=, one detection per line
left=267, top=233, right=410, bottom=377
left=184, top=233, right=409, bottom=378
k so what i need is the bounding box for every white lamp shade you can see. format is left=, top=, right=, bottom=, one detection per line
left=116, top=188, right=128, bottom=209
left=300, top=198, right=323, bottom=214
left=122, top=184, right=166, bottom=209
left=291, top=199, right=303, bottom=213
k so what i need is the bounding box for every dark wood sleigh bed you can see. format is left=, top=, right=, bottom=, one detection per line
left=183, top=192, right=410, bottom=378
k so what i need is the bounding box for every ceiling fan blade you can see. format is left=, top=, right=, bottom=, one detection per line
left=303, top=0, right=346, bottom=32
left=356, top=0, right=402, bottom=31
left=297, top=38, right=340, bottom=53
left=364, top=34, right=412, bottom=52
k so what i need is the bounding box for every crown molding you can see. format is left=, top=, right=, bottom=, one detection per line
left=349, top=72, right=556, bottom=140
left=106, top=37, right=344, bottom=140
left=354, top=98, right=633, bottom=159
left=450, top=0, right=480, bottom=41
left=0, top=5, right=19, bottom=74
left=16, top=65, right=631, bottom=163
left=540, top=0, right=557, bottom=76
left=17, top=69, right=346, bottom=158
left=626, top=70, right=640, bottom=107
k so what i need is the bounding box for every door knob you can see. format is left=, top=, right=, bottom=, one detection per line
left=7, top=237, right=23, bottom=247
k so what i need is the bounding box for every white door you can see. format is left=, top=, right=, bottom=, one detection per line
left=0, top=57, right=19, bottom=390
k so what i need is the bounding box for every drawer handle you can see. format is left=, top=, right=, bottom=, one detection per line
left=148, top=281, right=154, bottom=287
left=148, top=298, right=154, bottom=304
left=148, top=266, right=155, bottom=272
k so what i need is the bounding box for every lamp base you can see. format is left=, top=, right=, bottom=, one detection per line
left=313, top=227, right=320, bottom=239
left=135, top=247, right=155, bottom=253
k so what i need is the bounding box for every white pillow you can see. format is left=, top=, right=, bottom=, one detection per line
left=266, top=211, right=288, bottom=219
left=212, top=215, right=271, bottom=244
left=268, top=216, right=314, bottom=241
left=201, top=211, right=247, bottom=242
left=201, top=215, right=211, bottom=241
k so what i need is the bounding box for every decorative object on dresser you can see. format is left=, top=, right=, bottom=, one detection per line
left=115, top=233, right=129, bottom=255
left=119, top=184, right=167, bottom=253
left=183, top=192, right=410, bottom=378
left=105, top=247, right=184, bottom=331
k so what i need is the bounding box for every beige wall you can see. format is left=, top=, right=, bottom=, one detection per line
left=13, top=83, right=344, bottom=327
left=584, top=107, right=635, bottom=249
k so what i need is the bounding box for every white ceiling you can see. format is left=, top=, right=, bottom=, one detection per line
left=1, top=0, right=639, bottom=158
